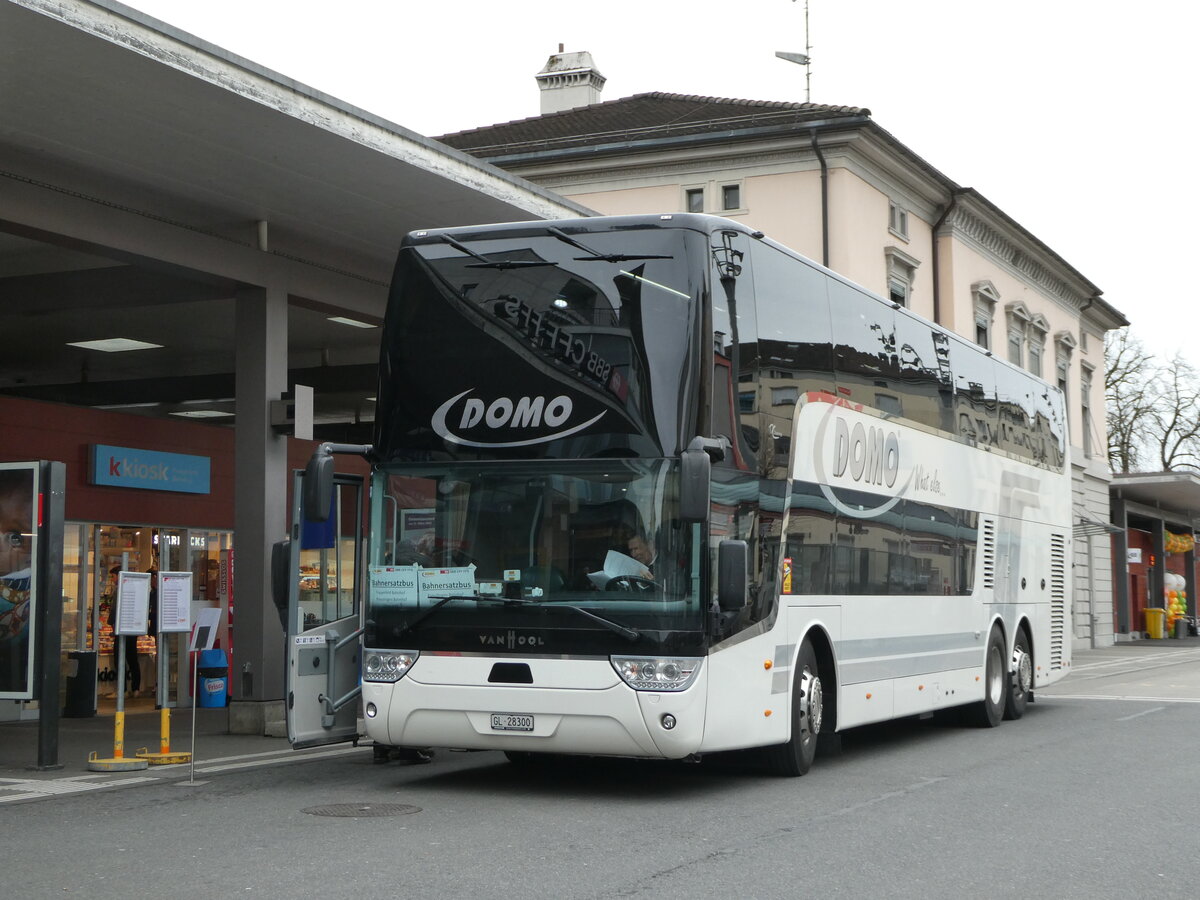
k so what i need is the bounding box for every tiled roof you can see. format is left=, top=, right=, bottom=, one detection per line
left=436, top=92, right=871, bottom=156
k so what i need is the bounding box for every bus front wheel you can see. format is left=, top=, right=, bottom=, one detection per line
left=766, top=638, right=823, bottom=776
left=972, top=626, right=1006, bottom=728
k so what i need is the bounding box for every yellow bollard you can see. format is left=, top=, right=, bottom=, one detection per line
left=88, top=709, right=148, bottom=772
left=136, top=706, right=191, bottom=765
left=113, top=710, right=125, bottom=758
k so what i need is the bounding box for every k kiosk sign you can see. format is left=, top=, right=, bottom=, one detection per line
left=89, top=444, right=211, bottom=494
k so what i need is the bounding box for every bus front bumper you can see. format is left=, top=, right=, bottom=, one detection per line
left=361, top=656, right=707, bottom=760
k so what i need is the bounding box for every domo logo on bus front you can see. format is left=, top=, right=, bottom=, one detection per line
left=431, top=388, right=605, bottom=448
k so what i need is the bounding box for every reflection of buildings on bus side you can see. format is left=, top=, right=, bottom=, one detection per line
left=732, top=328, right=1067, bottom=484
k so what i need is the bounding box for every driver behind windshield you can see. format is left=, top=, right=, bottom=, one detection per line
left=625, top=531, right=657, bottom=579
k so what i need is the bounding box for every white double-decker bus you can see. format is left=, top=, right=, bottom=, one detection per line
left=285, top=214, right=1071, bottom=776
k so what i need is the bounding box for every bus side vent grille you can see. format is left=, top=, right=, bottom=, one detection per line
left=981, top=518, right=997, bottom=590
left=1049, top=533, right=1067, bottom=670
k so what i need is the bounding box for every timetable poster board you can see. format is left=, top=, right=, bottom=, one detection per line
left=157, top=571, right=193, bottom=633
left=115, top=571, right=152, bottom=636
left=0, top=462, right=39, bottom=700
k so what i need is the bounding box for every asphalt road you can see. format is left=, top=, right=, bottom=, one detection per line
left=8, top=646, right=1200, bottom=899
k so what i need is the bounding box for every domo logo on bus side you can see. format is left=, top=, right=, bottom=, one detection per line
left=812, top=404, right=913, bottom=519
left=431, top=388, right=605, bottom=448
left=832, top=417, right=900, bottom=488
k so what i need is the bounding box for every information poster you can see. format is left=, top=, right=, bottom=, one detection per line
left=0, top=462, right=38, bottom=700
left=115, top=571, right=151, bottom=636
left=157, top=571, right=193, bottom=633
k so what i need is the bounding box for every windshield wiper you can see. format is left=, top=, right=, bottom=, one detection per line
left=395, top=594, right=478, bottom=639
left=498, top=597, right=640, bottom=642
left=547, top=227, right=673, bottom=263
left=437, top=234, right=555, bottom=270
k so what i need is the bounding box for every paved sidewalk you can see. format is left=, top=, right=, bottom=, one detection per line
left=0, top=705, right=377, bottom=805
left=0, top=705, right=371, bottom=775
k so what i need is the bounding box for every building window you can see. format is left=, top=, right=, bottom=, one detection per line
left=1054, top=330, right=1076, bottom=398
left=1027, top=315, right=1048, bottom=377
left=1007, top=331, right=1023, bottom=366
left=888, top=202, right=909, bottom=239
left=884, top=246, right=920, bottom=309
left=685, top=187, right=704, bottom=213
left=1005, top=302, right=1031, bottom=368
left=1080, top=365, right=1094, bottom=458
left=771, top=386, right=799, bottom=407
left=971, top=281, right=1000, bottom=350
left=721, top=184, right=741, bottom=211
left=1027, top=341, right=1043, bottom=379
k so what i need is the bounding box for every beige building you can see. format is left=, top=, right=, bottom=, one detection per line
left=439, top=51, right=1129, bottom=648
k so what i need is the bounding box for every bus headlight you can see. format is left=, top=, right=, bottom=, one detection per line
left=363, top=650, right=418, bottom=683
left=611, top=656, right=703, bottom=692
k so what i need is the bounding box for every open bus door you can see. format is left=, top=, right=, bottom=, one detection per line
left=281, top=468, right=366, bottom=749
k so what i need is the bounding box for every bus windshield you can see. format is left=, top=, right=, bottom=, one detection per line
left=366, top=459, right=705, bottom=654
left=374, top=223, right=705, bottom=462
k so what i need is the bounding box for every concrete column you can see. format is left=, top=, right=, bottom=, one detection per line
left=231, top=285, right=288, bottom=731
left=1185, top=547, right=1196, bottom=619
left=1111, top=496, right=1130, bottom=636
left=1150, top=519, right=1165, bottom=610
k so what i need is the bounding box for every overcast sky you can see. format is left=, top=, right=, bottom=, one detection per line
left=122, top=0, right=1197, bottom=363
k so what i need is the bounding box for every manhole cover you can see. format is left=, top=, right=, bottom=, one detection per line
left=302, top=802, right=421, bottom=818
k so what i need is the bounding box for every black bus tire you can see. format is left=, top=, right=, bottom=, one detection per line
left=765, top=638, right=823, bottom=776
left=1003, top=627, right=1032, bottom=721
left=972, top=626, right=1006, bottom=728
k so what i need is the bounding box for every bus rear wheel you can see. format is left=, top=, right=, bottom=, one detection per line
left=766, top=638, right=823, bottom=776
left=1004, top=628, right=1033, bottom=720
left=972, top=626, right=1006, bottom=728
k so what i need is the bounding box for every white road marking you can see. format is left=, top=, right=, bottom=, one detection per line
left=0, top=743, right=372, bottom=805
left=1115, top=706, right=1165, bottom=721
left=0, top=775, right=157, bottom=803
left=1041, top=693, right=1200, bottom=704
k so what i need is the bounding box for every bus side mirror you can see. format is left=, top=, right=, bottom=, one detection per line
left=303, top=446, right=335, bottom=523
left=717, top=540, right=748, bottom=611
left=681, top=436, right=724, bottom=523
left=679, top=446, right=710, bottom=523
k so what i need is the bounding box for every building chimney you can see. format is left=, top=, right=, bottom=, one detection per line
left=535, top=49, right=605, bottom=115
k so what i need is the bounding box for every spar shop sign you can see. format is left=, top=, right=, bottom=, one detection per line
left=90, top=444, right=211, bottom=495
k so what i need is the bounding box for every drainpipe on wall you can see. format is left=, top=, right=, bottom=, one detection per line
left=1086, top=531, right=1098, bottom=649
left=809, top=129, right=829, bottom=268
left=930, top=189, right=962, bottom=326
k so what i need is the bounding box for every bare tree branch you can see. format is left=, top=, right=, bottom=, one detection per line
left=1104, top=329, right=1156, bottom=473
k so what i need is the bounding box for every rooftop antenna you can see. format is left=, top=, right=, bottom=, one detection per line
left=775, top=0, right=812, bottom=102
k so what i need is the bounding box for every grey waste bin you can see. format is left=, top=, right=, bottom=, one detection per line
left=63, top=650, right=97, bottom=718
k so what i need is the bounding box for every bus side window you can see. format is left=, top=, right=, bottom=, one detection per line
left=830, top=281, right=895, bottom=413
left=785, top=480, right=835, bottom=594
